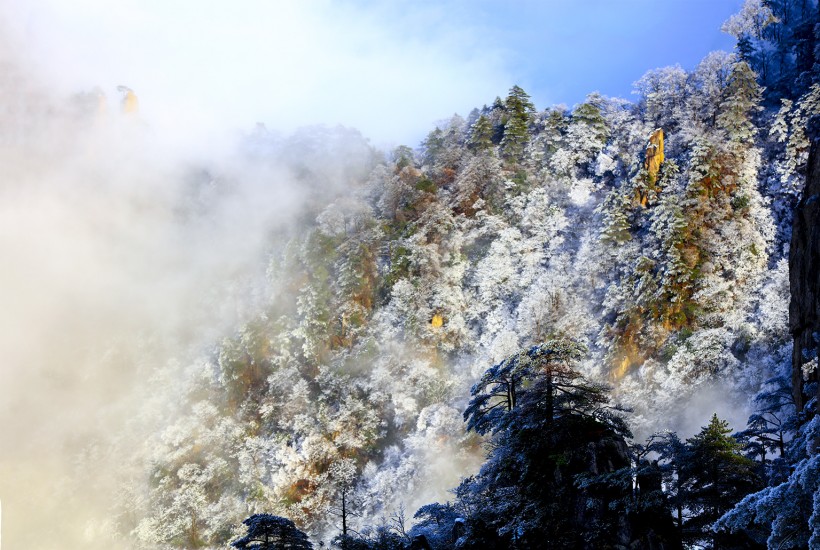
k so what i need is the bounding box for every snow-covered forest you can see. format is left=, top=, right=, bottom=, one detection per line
left=5, top=0, right=820, bottom=548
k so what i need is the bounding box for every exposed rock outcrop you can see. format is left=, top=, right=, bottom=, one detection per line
left=790, top=116, right=820, bottom=415
left=645, top=128, right=664, bottom=182
left=117, top=85, right=139, bottom=114
left=789, top=116, right=820, bottom=418
left=636, top=128, right=664, bottom=207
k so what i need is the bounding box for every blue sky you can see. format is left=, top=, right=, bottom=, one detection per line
left=351, top=0, right=743, bottom=110
left=480, top=0, right=743, bottom=107
left=2, top=0, right=744, bottom=149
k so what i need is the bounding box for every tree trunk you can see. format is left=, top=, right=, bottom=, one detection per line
left=545, top=372, right=554, bottom=423
left=341, top=487, right=348, bottom=549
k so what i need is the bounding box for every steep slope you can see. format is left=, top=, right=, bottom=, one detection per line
left=119, top=1, right=820, bottom=545
left=120, top=60, right=820, bottom=549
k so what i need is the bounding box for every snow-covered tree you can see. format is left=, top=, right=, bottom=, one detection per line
left=231, top=514, right=313, bottom=549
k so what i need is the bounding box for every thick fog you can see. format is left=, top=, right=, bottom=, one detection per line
left=0, top=0, right=511, bottom=149
left=0, top=25, right=380, bottom=543
left=0, top=0, right=508, bottom=541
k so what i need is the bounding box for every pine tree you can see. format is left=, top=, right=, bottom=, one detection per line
left=646, top=431, right=692, bottom=538
left=599, top=188, right=633, bottom=244
left=421, top=127, right=445, bottom=166
left=717, top=61, right=763, bottom=145
left=231, top=514, right=313, bottom=549
left=468, top=114, right=494, bottom=152
left=328, top=459, right=361, bottom=549
left=735, top=373, right=796, bottom=466
left=500, top=85, right=535, bottom=161
left=570, top=100, right=609, bottom=150
left=296, top=230, right=338, bottom=363
left=681, top=415, right=761, bottom=548
left=560, top=98, right=610, bottom=175
left=459, top=339, right=632, bottom=547
left=716, top=410, right=820, bottom=548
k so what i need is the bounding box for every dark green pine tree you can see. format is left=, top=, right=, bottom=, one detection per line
left=459, top=339, right=633, bottom=548
left=231, top=514, right=313, bottom=549
left=421, top=127, right=445, bottom=166
left=500, top=85, right=535, bottom=161
left=648, top=160, right=697, bottom=329
left=716, top=61, right=763, bottom=145
left=681, top=415, right=762, bottom=549
left=468, top=114, right=494, bottom=152
left=598, top=188, right=633, bottom=244
left=734, top=373, right=795, bottom=468
left=646, top=431, right=692, bottom=539
left=562, top=98, right=609, bottom=175
left=571, top=101, right=609, bottom=146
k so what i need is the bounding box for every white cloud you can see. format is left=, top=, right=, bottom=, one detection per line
left=1, top=0, right=511, bottom=149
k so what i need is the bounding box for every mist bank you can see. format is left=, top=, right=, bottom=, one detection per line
left=0, top=46, right=382, bottom=546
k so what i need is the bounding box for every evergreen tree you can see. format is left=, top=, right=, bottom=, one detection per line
left=681, top=415, right=762, bottom=549
left=533, top=107, right=568, bottom=165
left=734, top=373, right=796, bottom=468
left=649, top=161, right=697, bottom=329
left=410, top=502, right=461, bottom=548
left=716, top=415, right=820, bottom=549
left=500, top=85, right=535, bottom=161
left=232, top=514, right=313, bottom=549
left=647, top=431, right=692, bottom=538
left=458, top=339, right=632, bottom=548
left=453, top=151, right=502, bottom=215
left=633, top=65, right=689, bottom=130
left=599, top=189, right=633, bottom=244
left=558, top=97, right=610, bottom=175
left=420, top=127, right=445, bottom=167
left=468, top=114, right=494, bottom=152
left=328, top=458, right=361, bottom=548
left=297, top=229, right=339, bottom=363
left=717, top=61, right=763, bottom=145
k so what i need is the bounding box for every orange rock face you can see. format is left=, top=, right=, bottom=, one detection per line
left=635, top=128, right=665, bottom=207
left=644, top=128, right=664, bottom=183
left=122, top=90, right=139, bottom=114
left=117, top=85, right=139, bottom=114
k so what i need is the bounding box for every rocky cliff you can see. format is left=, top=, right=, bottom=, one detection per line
left=790, top=116, right=820, bottom=414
